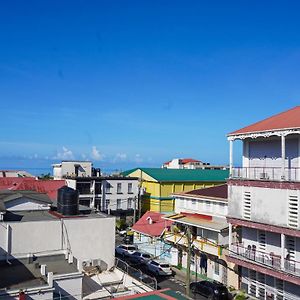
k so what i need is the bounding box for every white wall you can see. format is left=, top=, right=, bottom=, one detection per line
left=229, top=184, right=300, bottom=229
left=103, top=179, right=139, bottom=211
left=0, top=216, right=116, bottom=269
left=54, top=274, right=83, bottom=300
left=174, top=196, right=228, bottom=217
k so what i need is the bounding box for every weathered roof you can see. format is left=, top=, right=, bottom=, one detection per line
left=183, top=184, right=228, bottom=200
left=0, top=190, right=52, bottom=204
left=122, top=168, right=229, bottom=182
left=0, top=178, right=66, bottom=200
left=132, top=211, right=173, bottom=237
left=229, top=106, right=300, bottom=136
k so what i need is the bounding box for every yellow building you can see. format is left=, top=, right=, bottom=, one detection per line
left=122, top=168, right=229, bottom=213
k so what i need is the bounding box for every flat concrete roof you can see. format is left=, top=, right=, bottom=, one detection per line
left=0, top=253, right=79, bottom=290
left=4, top=208, right=113, bottom=223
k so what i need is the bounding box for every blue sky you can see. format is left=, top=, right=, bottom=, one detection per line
left=1, top=1, right=300, bottom=173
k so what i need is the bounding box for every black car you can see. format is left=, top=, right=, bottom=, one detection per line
left=190, top=280, right=229, bottom=300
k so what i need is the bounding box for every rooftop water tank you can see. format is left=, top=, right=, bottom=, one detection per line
left=57, top=186, right=79, bottom=216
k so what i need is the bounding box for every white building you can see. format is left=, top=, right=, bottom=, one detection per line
left=162, top=158, right=228, bottom=170
left=0, top=189, right=154, bottom=299
left=52, top=161, right=94, bottom=179
left=67, top=176, right=139, bottom=223
left=164, top=185, right=238, bottom=288
left=227, top=106, right=300, bottom=300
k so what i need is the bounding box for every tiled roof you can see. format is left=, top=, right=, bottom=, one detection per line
left=229, top=106, right=300, bottom=136
left=184, top=184, right=228, bottom=199
left=0, top=178, right=66, bottom=200
left=122, top=168, right=229, bottom=182
left=132, top=211, right=173, bottom=237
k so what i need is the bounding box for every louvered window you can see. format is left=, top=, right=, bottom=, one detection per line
left=243, top=192, right=251, bottom=220
left=288, top=195, right=298, bottom=228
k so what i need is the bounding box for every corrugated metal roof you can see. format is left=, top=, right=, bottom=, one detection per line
left=229, top=106, right=300, bottom=136
left=122, top=168, right=229, bottom=182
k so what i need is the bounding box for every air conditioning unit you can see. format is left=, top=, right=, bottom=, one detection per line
left=82, top=259, right=92, bottom=268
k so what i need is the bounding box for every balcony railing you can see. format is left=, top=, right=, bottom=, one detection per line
left=230, top=244, right=300, bottom=277
left=231, top=167, right=300, bottom=182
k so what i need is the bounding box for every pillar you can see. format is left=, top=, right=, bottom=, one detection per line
left=281, top=135, right=286, bottom=180
left=228, top=223, right=233, bottom=250
left=281, top=233, right=285, bottom=269
left=229, top=139, right=234, bottom=176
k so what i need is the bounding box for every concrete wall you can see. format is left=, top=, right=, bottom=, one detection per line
left=53, top=161, right=92, bottom=179
left=228, top=184, right=300, bottom=229
left=0, top=216, right=115, bottom=269
left=54, top=274, right=83, bottom=300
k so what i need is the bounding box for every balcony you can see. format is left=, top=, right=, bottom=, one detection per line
left=231, top=167, right=300, bottom=182
left=230, top=243, right=300, bottom=277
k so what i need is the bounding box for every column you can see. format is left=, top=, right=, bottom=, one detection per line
left=281, top=135, right=286, bottom=180
left=229, top=139, right=234, bottom=177
left=281, top=233, right=285, bottom=269
left=228, top=223, right=233, bottom=251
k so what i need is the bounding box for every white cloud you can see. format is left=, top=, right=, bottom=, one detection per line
left=134, top=153, right=143, bottom=163
left=113, top=153, right=127, bottom=162
left=91, top=146, right=104, bottom=161
left=54, top=146, right=74, bottom=160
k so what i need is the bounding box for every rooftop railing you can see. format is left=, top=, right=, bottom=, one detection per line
left=231, top=167, right=300, bottom=182
left=230, top=244, right=300, bottom=277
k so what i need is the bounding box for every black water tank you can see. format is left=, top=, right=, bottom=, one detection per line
left=57, top=186, right=79, bottom=216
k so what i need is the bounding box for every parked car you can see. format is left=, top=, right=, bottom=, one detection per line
left=118, top=227, right=133, bottom=237
left=128, top=251, right=152, bottom=265
left=190, top=280, right=229, bottom=300
left=115, top=244, right=137, bottom=257
left=147, top=259, right=172, bottom=276
left=123, top=234, right=134, bottom=244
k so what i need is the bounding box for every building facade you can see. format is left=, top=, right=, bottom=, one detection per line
left=227, top=106, right=300, bottom=300
left=122, top=168, right=229, bottom=213
left=163, top=185, right=238, bottom=288
left=162, top=158, right=228, bottom=170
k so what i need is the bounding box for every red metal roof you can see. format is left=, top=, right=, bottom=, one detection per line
left=185, top=184, right=228, bottom=199
left=229, top=106, right=300, bottom=136
left=0, top=178, right=66, bottom=200
left=132, top=211, right=173, bottom=237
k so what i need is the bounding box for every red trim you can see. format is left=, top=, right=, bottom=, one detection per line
left=181, top=212, right=213, bottom=221
left=226, top=255, right=300, bottom=286
left=227, top=217, right=300, bottom=238
left=228, top=179, right=300, bottom=190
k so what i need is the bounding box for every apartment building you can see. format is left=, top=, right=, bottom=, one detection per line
left=227, top=106, right=300, bottom=300
left=164, top=185, right=238, bottom=288
left=162, top=158, right=228, bottom=170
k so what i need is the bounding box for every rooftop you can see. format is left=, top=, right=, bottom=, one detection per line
left=122, top=168, right=229, bottom=182
left=3, top=207, right=110, bottom=222
left=0, top=178, right=66, bottom=200
left=132, top=211, right=173, bottom=237
left=0, top=253, right=79, bottom=290
left=178, top=184, right=228, bottom=200
left=229, top=106, right=300, bottom=136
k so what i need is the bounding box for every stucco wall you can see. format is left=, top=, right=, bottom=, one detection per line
left=0, top=216, right=115, bottom=268
left=228, top=185, right=300, bottom=229
left=5, top=197, right=50, bottom=211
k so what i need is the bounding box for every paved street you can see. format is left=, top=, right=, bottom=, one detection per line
left=115, top=234, right=207, bottom=299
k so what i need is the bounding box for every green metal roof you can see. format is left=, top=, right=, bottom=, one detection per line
left=122, top=168, right=229, bottom=182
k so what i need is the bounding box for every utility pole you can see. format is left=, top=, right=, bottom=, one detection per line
left=186, top=225, right=192, bottom=297
left=133, top=196, right=137, bottom=224
left=138, top=185, right=142, bottom=220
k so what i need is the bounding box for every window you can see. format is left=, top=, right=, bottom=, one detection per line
left=105, top=199, right=110, bottom=210
left=214, top=261, right=219, bottom=275
left=128, top=198, right=133, bottom=209
left=117, top=199, right=121, bottom=209
left=258, top=230, right=266, bottom=253
left=105, top=183, right=111, bottom=194
left=128, top=183, right=133, bottom=193
left=117, top=183, right=122, bottom=194
left=288, top=195, right=298, bottom=228
left=243, top=191, right=251, bottom=220
left=192, top=199, right=197, bottom=205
